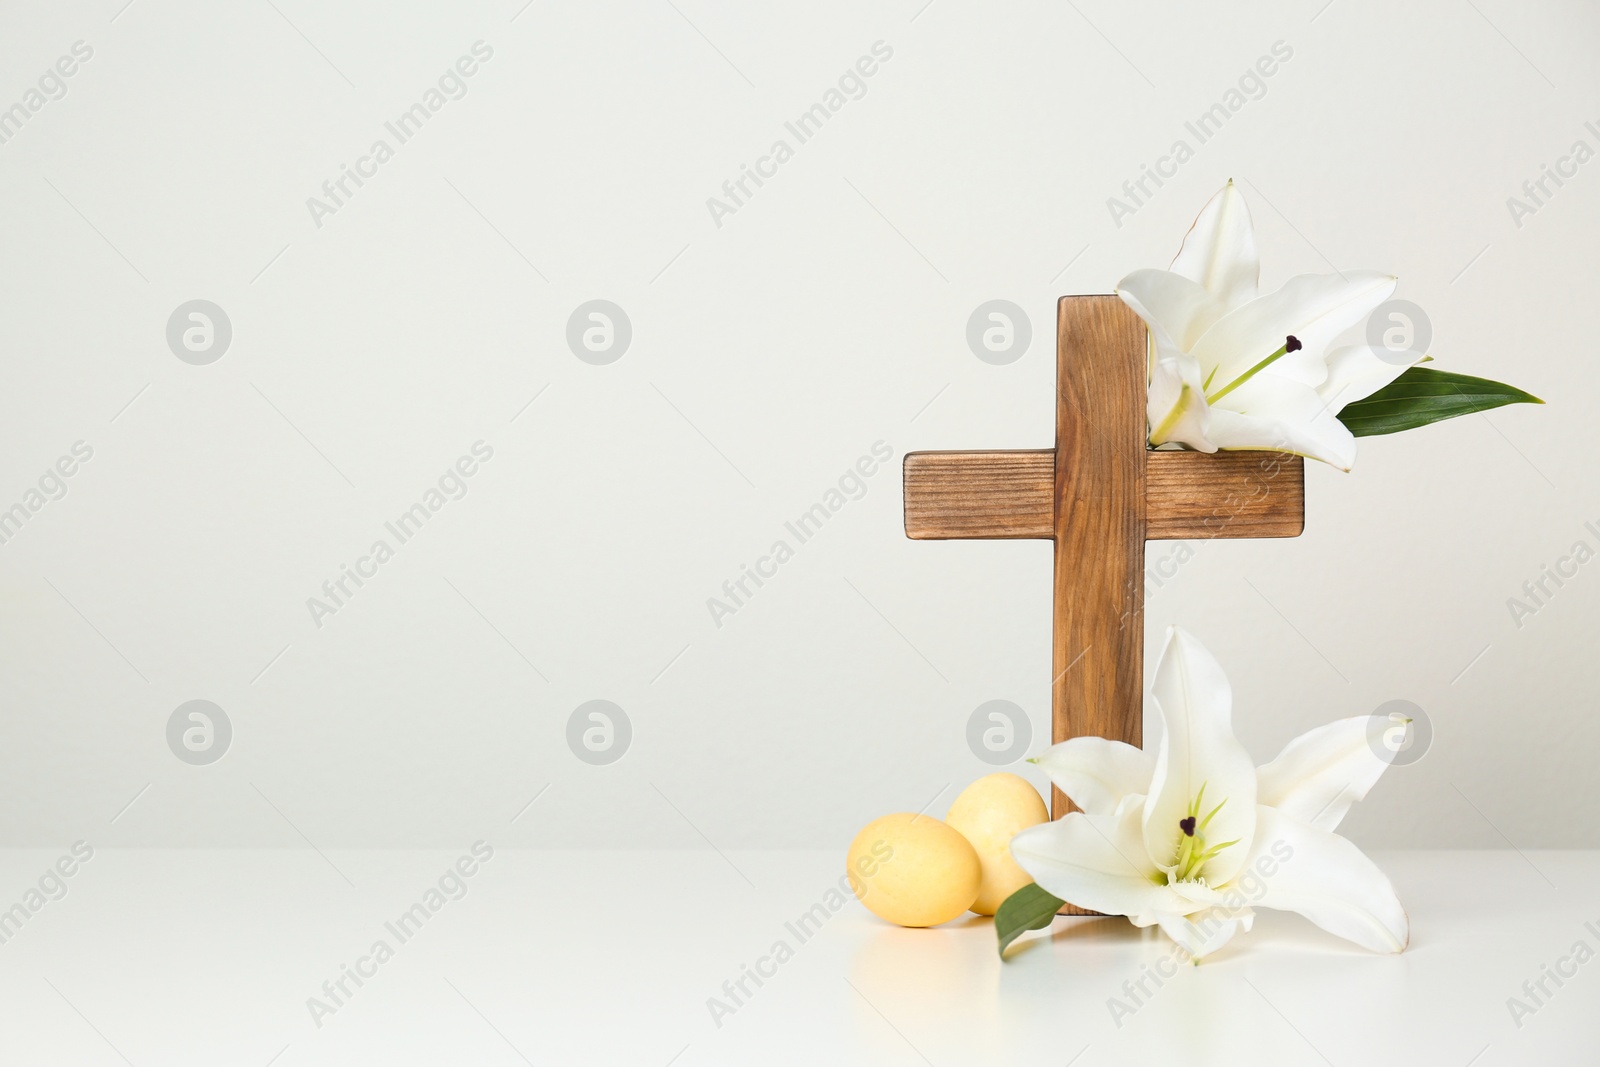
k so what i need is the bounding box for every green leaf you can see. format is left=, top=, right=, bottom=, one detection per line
left=1336, top=367, right=1543, bottom=438
left=995, top=883, right=1065, bottom=959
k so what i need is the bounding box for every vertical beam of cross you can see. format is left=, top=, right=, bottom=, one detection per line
left=1051, top=297, right=1147, bottom=820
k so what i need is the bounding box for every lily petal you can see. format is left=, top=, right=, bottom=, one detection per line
left=1158, top=906, right=1255, bottom=959
left=1010, top=801, right=1182, bottom=919
left=1170, top=180, right=1260, bottom=312
left=1032, top=736, right=1154, bottom=816
left=1248, top=805, right=1409, bottom=953
left=1142, top=628, right=1258, bottom=886
left=1147, top=352, right=1215, bottom=452
left=1318, top=344, right=1422, bottom=413
left=1117, top=269, right=1229, bottom=352
left=1117, top=273, right=1220, bottom=452
left=1168, top=879, right=1227, bottom=908
left=1193, top=271, right=1398, bottom=390
left=1256, top=716, right=1393, bottom=832
left=1207, top=374, right=1359, bottom=471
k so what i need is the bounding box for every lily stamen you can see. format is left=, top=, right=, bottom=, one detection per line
left=1167, top=786, right=1240, bottom=883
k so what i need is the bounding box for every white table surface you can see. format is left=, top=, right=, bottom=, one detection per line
left=0, top=848, right=1593, bottom=1065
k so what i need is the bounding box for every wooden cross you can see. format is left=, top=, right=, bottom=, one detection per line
left=904, top=296, right=1305, bottom=863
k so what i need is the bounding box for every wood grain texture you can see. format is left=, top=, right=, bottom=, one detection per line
left=1051, top=298, right=1146, bottom=891
left=902, top=450, right=1304, bottom=541
left=902, top=450, right=1054, bottom=539
left=1145, top=450, right=1304, bottom=540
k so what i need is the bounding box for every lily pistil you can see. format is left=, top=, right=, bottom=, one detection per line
left=1205, top=335, right=1303, bottom=405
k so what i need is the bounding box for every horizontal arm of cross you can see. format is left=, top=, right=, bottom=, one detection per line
left=902, top=448, right=1304, bottom=541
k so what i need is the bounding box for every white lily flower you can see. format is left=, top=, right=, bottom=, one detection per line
left=1010, top=627, right=1408, bottom=959
left=1119, top=181, right=1419, bottom=470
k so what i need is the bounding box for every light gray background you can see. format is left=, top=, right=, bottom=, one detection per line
left=0, top=0, right=1592, bottom=850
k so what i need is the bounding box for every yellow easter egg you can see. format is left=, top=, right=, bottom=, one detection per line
left=945, top=773, right=1049, bottom=915
left=846, top=813, right=981, bottom=928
